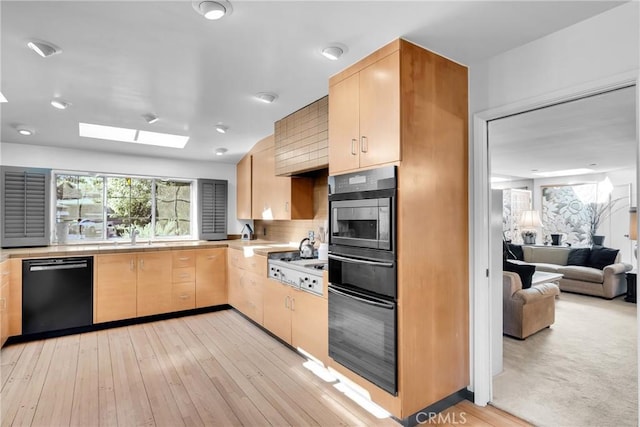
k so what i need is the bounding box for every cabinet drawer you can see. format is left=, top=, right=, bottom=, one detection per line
left=172, top=250, right=196, bottom=268
left=172, top=267, right=195, bottom=283
left=245, top=255, right=267, bottom=276
left=229, top=249, right=266, bottom=276
left=172, top=282, right=195, bottom=311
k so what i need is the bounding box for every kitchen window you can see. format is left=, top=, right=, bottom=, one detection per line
left=55, top=173, right=193, bottom=242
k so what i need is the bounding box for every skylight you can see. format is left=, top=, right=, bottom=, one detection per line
left=79, top=123, right=189, bottom=148
left=0, top=91, right=7, bottom=103
left=532, top=168, right=594, bottom=178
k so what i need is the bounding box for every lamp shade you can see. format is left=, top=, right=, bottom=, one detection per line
left=630, top=207, right=637, bottom=240
left=519, top=210, right=541, bottom=228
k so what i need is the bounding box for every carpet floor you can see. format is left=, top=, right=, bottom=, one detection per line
left=492, top=291, right=637, bottom=427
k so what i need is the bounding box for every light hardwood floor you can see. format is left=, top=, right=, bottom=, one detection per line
left=0, top=309, right=528, bottom=426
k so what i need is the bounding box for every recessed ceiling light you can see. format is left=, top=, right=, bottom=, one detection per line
left=27, top=40, right=61, bottom=58
left=215, top=124, right=228, bottom=134
left=321, top=46, right=344, bottom=60
left=255, top=92, right=278, bottom=104
left=215, top=148, right=228, bottom=156
left=192, top=1, right=233, bottom=20
left=0, top=92, right=7, bottom=103
left=17, top=126, right=34, bottom=136
left=142, top=113, right=159, bottom=124
left=50, top=99, right=70, bottom=110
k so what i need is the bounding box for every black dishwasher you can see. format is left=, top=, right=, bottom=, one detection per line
left=23, top=257, right=93, bottom=335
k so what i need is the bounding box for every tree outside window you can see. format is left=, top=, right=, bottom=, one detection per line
left=54, top=173, right=192, bottom=241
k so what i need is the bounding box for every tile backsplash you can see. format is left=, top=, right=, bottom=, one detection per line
left=255, top=168, right=328, bottom=244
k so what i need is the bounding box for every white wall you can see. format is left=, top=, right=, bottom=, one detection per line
left=470, top=2, right=639, bottom=113
left=0, top=141, right=244, bottom=234
left=468, top=1, right=639, bottom=402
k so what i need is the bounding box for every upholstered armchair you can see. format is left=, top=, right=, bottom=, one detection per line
left=503, top=271, right=560, bottom=339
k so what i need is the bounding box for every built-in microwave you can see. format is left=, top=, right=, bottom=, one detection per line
left=328, top=166, right=396, bottom=254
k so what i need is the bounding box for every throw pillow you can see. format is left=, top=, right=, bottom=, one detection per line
left=567, top=248, right=591, bottom=266
left=507, top=244, right=524, bottom=261
left=588, top=246, right=619, bottom=270
left=504, top=260, right=536, bottom=289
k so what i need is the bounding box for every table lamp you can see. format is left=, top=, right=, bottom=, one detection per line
left=520, top=210, right=541, bottom=244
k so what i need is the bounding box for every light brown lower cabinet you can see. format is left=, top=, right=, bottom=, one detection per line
left=0, top=260, right=10, bottom=347
left=227, top=248, right=266, bottom=325
left=228, top=269, right=264, bottom=325
left=95, top=253, right=138, bottom=323
left=263, top=278, right=328, bottom=364
left=195, top=248, right=227, bottom=307
left=136, top=252, right=173, bottom=317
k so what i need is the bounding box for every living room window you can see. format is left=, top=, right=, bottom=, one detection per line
left=54, top=173, right=193, bottom=242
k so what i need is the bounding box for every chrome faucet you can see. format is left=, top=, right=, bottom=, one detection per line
left=130, top=226, right=139, bottom=245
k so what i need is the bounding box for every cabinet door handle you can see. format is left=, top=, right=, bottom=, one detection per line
left=207, top=255, right=217, bottom=260
left=1, top=271, right=9, bottom=276
left=351, top=138, right=357, bottom=155
left=140, top=259, right=145, bottom=270
left=290, top=297, right=295, bottom=312
left=179, top=273, right=190, bottom=279
left=179, top=257, right=190, bottom=261
left=179, top=294, right=189, bottom=300
left=360, top=136, right=368, bottom=153
left=0, top=297, right=6, bottom=310
left=285, top=202, right=289, bottom=213
left=130, top=259, right=135, bottom=271
left=285, top=295, right=290, bottom=309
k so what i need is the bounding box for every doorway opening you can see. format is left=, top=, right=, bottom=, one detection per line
left=486, top=85, right=638, bottom=426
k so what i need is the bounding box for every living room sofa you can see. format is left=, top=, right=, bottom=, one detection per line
left=503, top=271, right=560, bottom=339
left=509, top=245, right=632, bottom=299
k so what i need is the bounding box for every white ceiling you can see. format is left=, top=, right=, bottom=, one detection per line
left=0, top=1, right=628, bottom=165
left=489, top=85, right=637, bottom=180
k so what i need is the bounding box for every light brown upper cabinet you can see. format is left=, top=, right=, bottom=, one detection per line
left=236, top=154, right=252, bottom=219
left=248, top=135, right=313, bottom=220
left=329, top=50, right=400, bottom=174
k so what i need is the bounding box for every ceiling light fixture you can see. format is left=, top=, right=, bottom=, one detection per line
left=215, top=124, right=228, bottom=134
left=27, top=40, right=61, bottom=58
left=50, top=99, right=70, bottom=110
left=215, top=148, right=228, bottom=156
left=255, top=92, right=278, bottom=104
left=142, top=113, right=159, bottom=124
left=16, top=126, right=34, bottom=136
left=0, top=92, right=7, bottom=103
left=321, top=46, right=344, bottom=60
left=192, top=1, right=233, bottom=20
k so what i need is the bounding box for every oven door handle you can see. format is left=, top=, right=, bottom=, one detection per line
left=328, top=287, right=395, bottom=310
left=328, top=254, right=394, bottom=268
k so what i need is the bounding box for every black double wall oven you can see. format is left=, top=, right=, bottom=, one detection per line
left=327, top=166, right=398, bottom=395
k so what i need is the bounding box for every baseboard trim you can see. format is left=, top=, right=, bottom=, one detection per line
left=398, top=388, right=474, bottom=427
left=5, top=304, right=232, bottom=345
